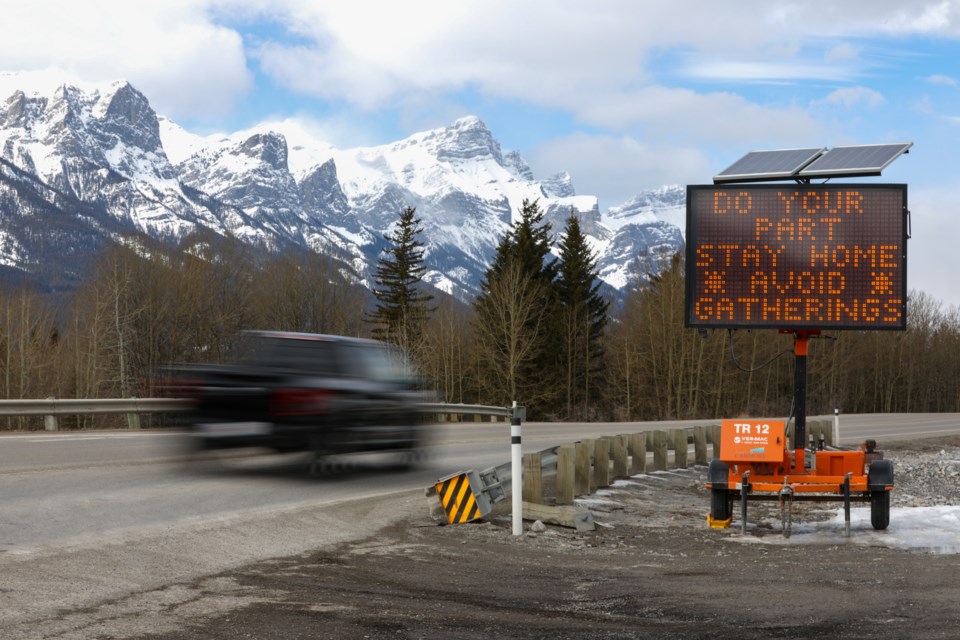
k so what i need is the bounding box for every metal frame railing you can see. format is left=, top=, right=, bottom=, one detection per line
left=0, top=398, right=513, bottom=431
left=0, top=398, right=192, bottom=416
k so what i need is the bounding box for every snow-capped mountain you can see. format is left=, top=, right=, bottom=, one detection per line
left=0, top=76, right=684, bottom=299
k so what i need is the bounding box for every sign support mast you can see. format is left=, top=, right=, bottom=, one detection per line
left=788, top=330, right=816, bottom=473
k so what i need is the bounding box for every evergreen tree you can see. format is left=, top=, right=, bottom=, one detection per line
left=556, top=212, right=610, bottom=418
left=473, top=199, right=560, bottom=413
left=366, top=207, right=434, bottom=357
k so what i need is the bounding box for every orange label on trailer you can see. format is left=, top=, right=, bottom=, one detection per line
left=720, top=420, right=785, bottom=463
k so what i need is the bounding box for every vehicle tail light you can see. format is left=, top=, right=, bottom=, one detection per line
left=271, top=388, right=332, bottom=416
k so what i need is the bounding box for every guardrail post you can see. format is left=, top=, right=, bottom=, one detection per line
left=710, top=424, right=721, bottom=459
left=522, top=452, right=542, bottom=504
left=592, top=437, right=611, bottom=488
left=126, top=399, right=141, bottom=430
left=44, top=397, right=58, bottom=431
left=671, top=429, right=688, bottom=469
left=653, top=430, right=668, bottom=471
left=575, top=440, right=592, bottom=495
left=612, top=434, right=629, bottom=478
left=694, top=426, right=708, bottom=465
left=833, top=408, right=840, bottom=446
left=556, top=444, right=575, bottom=505
left=629, top=432, right=646, bottom=474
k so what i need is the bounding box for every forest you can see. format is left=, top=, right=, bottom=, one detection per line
left=1, top=202, right=958, bottom=429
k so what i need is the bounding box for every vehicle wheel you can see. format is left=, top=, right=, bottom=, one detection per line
left=392, top=446, right=427, bottom=471
left=711, top=488, right=732, bottom=521
left=870, top=489, right=890, bottom=530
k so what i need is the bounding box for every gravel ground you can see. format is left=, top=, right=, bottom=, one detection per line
left=22, top=436, right=960, bottom=640
left=888, top=439, right=960, bottom=507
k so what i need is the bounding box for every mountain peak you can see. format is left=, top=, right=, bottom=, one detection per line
left=541, top=171, right=575, bottom=198
left=452, top=115, right=484, bottom=129
left=432, top=115, right=502, bottom=165
left=504, top=150, right=534, bottom=181
left=238, top=132, right=289, bottom=171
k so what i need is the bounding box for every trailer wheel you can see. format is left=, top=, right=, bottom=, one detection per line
left=870, top=490, right=890, bottom=530
left=711, top=488, right=732, bottom=521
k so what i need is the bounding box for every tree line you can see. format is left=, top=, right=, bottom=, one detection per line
left=2, top=202, right=959, bottom=428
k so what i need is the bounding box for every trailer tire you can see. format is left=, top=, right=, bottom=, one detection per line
left=711, top=488, right=732, bottom=521
left=870, top=489, right=890, bottom=530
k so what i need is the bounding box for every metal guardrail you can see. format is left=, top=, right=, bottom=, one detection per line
left=0, top=399, right=510, bottom=417
left=0, top=398, right=513, bottom=430
left=420, top=402, right=513, bottom=419
left=0, top=398, right=192, bottom=416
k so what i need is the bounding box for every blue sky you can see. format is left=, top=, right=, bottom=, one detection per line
left=2, top=0, right=960, bottom=306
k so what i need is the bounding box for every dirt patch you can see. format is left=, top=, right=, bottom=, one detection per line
left=131, top=436, right=960, bottom=639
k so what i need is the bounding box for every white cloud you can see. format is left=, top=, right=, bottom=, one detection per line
left=684, top=59, right=857, bottom=83
left=927, top=74, right=958, bottom=86
left=905, top=187, right=960, bottom=308
left=882, top=0, right=958, bottom=34
left=783, top=1, right=960, bottom=37
left=3, top=0, right=957, bottom=127
left=248, top=0, right=658, bottom=112
left=574, top=86, right=820, bottom=146
left=824, top=42, right=862, bottom=63
left=240, top=0, right=960, bottom=112
left=814, top=86, right=887, bottom=109
left=0, top=0, right=252, bottom=121
left=528, top=134, right=711, bottom=209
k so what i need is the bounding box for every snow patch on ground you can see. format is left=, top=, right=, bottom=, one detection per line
left=737, top=506, right=960, bottom=555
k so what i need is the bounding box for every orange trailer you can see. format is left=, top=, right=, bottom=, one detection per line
left=705, top=332, right=894, bottom=536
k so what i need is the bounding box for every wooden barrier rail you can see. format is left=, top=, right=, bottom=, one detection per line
left=520, top=420, right=838, bottom=506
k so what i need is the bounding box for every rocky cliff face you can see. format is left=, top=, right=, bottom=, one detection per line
left=0, top=78, right=685, bottom=299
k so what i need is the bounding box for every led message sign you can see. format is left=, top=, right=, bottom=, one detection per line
left=685, top=184, right=907, bottom=330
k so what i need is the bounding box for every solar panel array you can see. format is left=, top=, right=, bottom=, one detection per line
left=714, top=142, right=911, bottom=184
left=713, top=148, right=825, bottom=183
left=799, top=143, right=913, bottom=177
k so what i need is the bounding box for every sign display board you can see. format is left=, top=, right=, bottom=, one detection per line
left=685, top=184, right=908, bottom=330
left=720, top=419, right=785, bottom=463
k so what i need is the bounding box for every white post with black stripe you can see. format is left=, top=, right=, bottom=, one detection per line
left=511, top=400, right=523, bottom=536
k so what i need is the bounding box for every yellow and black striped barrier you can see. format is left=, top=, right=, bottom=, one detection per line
left=435, top=470, right=487, bottom=524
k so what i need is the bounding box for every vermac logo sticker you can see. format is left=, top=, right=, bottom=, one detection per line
left=721, top=419, right=785, bottom=463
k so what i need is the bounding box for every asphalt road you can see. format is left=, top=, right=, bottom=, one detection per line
left=1, top=413, right=958, bottom=636
left=1, top=413, right=956, bottom=551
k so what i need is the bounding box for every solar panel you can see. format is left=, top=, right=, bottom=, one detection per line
left=713, top=148, right=825, bottom=183
left=798, top=143, right=912, bottom=178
